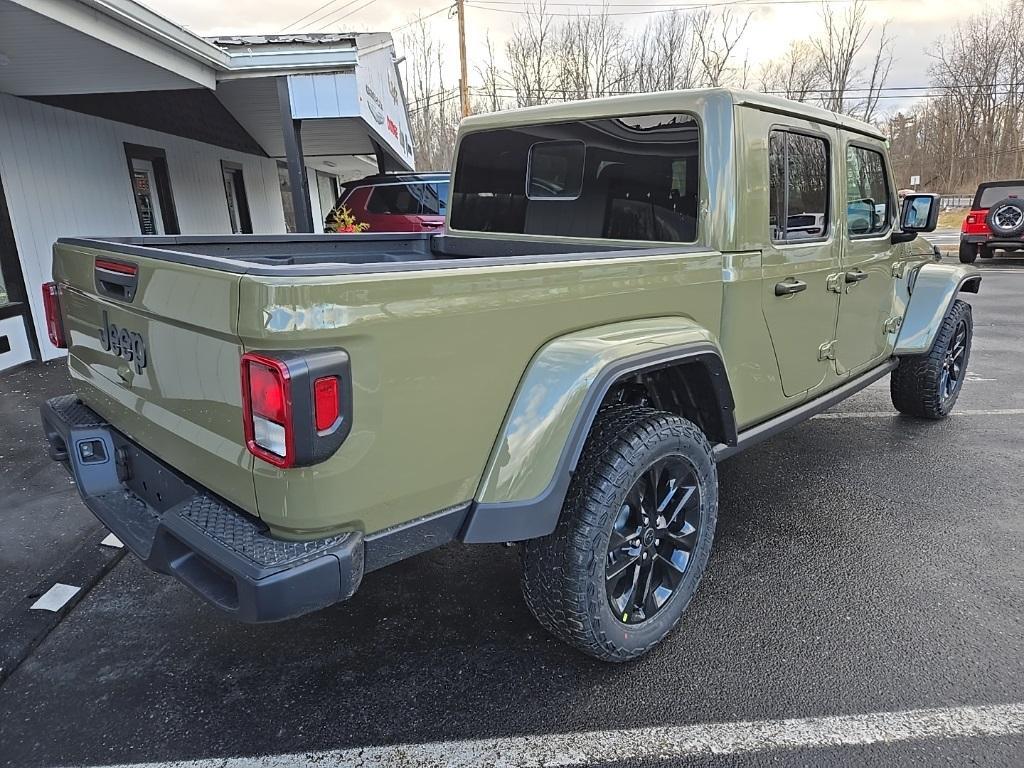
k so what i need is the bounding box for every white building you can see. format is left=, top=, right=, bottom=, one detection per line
left=0, top=0, right=415, bottom=372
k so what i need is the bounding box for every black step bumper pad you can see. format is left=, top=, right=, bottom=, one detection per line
left=40, top=395, right=363, bottom=622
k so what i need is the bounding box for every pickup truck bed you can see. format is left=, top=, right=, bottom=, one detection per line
left=59, top=232, right=638, bottom=273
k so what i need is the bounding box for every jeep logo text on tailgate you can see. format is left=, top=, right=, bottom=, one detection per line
left=99, top=310, right=148, bottom=373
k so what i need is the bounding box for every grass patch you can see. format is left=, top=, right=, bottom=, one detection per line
left=937, top=208, right=967, bottom=230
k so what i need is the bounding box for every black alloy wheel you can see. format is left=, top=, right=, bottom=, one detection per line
left=521, top=405, right=718, bottom=661
left=940, top=318, right=969, bottom=401
left=605, top=456, right=701, bottom=625
left=891, top=298, right=973, bottom=420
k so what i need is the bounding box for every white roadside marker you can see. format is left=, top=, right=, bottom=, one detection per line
left=79, top=703, right=1024, bottom=768
left=100, top=533, right=124, bottom=548
left=29, top=583, right=80, bottom=612
left=815, top=408, right=1024, bottom=419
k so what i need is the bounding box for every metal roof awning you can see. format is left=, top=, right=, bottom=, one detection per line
left=0, top=0, right=416, bottom=232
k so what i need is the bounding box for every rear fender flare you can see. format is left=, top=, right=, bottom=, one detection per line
left=461, top=318, right=735, bottom=544
left=895, top=263, right=981, bottom=355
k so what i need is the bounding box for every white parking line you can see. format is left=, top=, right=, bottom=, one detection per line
left=815, top=408, right=1024, bottom=419
left=81, top=703, right=1024, bottom=768
left=29, top=583, right=80, bottom=612
left=100, top=533, right=124, bottom=548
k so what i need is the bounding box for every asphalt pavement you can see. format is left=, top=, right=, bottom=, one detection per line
left=0, top=259, right=1021, bottom=767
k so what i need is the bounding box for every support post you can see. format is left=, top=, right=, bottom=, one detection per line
left=371, top=139, right=388, bottom=175
left=456, top=0, right=470, bottom=118
left=276, top=76, right=314, bottom=233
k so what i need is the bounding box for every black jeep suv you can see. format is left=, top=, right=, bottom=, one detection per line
left=960, top=180, right=1024, bottom=263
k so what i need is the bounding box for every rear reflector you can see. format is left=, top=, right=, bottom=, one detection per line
left=95, top=259, right=138, bottom=276
left=42, top=282, right=66, bottom=348
left=314, top=376, right=341, bottom=431
left=241, top=353, right=294, bottom=468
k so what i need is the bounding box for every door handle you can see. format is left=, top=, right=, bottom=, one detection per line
left=774, top=278, right=808, bottom=296
left=845, top=270, right=870, bottom=283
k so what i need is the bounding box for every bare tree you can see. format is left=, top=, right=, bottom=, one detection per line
left=859, top=21, right=894, bottom=122
left=475, top=34, right=506, bottom=113
left=504, top=0, right=557, bottom=106
left=813, top=0, right=870, bottom=113
left=623, top=11, right=701, bottom=93
left=693, top=8, right=751, bottom=87
left=401, top=12, right=461, bottom=170
left=758, top=41, right=822, bottom=102
left=886, top=0, right=1024, bottom=191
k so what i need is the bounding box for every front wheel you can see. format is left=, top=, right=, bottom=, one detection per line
left=521, top=406, right=718, bottom=662
left=891, top=299, right=973, bottom=419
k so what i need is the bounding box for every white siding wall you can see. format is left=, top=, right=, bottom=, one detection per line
left=0, top=92, right=288, bottom=360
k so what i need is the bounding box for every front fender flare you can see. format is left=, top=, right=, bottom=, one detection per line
left=894, top=263, right=981, bottom=355
left=461, top=317, right=734, bottom=544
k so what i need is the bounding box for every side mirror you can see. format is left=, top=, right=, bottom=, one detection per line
left=893, top=193, right=940, bottom=243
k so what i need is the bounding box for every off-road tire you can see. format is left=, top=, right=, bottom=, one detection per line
left=521, top=406, right=718, bottom=662
left=891, top=299, right=973, bottom=419
left=959, top=242, right=978, bottom=264
left=980, top=247, right=995, bottom=259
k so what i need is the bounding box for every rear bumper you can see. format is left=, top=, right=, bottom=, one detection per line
left=960, top=234, right=1024, bottom=249
left=40, top=395, right=363, bottom=623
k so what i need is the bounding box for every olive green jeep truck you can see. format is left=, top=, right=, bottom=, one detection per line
left=41, top=89, right=980, bottom=661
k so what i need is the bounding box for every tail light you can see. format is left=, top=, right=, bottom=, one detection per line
left=241, top=353, right=294, bottom=467
left=962, top=209, right=991, bottom=236
left=240, top=350, right=351, bottom=469
left=42, top=282, right=66, bottom=348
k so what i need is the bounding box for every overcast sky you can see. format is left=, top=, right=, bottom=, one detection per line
left=145, top=0, right=992, bottom=113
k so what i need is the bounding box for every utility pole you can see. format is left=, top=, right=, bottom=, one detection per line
left=456, top=0, right=470, bottom=118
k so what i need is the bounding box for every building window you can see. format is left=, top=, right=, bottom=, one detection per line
left=769, top=130, right=830, bottom=243
left=450, top=113, right=699, bottom=242
left=221, top=161, right=253, bottom=234
left=124, top=144, right=179, bottom=235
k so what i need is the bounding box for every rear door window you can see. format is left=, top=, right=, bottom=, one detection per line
left=768, top=129, right=830, bottom=243
left=450, top=113, right=699, bottom=242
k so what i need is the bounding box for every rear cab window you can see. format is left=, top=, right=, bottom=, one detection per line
left=450, top=113, right=700, bottom=243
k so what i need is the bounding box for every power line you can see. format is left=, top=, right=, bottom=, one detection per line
left=473, top=0, right=885, bottom=6
left=282, top=0, right=351, bottom=31
left=393, top=5, right=454, bottom=35
left=288, top=0, right=367, bottom=31
left=326, top=0, right=378, bottom=29
left=468, top=0, right=890, bottom=16
left=462, top=84, right=1017, bottom=97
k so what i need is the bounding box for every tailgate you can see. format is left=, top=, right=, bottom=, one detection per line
left=52, top=243, right=256, bottom=515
